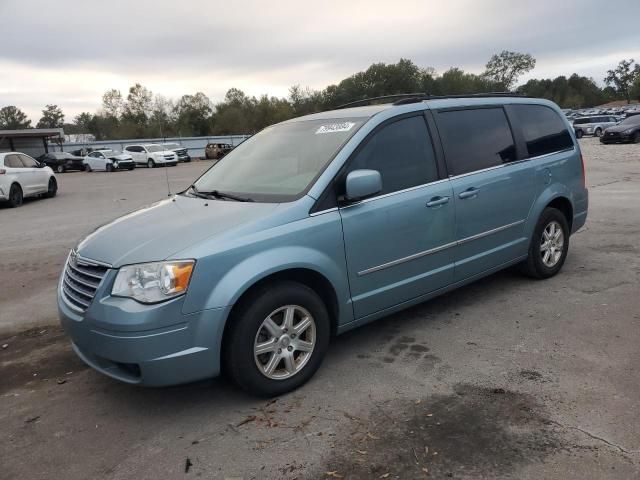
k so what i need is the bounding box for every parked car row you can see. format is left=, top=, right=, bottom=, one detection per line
left=41, top=142, right=229, bottom=174
left=570, top=113, right=640, bottom=143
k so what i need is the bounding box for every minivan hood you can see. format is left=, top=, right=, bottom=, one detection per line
left=77, top=195, right=279, bottom=267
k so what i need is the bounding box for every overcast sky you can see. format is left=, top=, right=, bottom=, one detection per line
left=2, top=0, right=639, bottom=122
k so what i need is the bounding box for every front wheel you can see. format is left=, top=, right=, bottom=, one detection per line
left=595, top=127, right=603, bottom=137
left=106, top=163, right=114, bottom=172
left=147, top=159, right=155, bottom=168
left=575, top=129, right=583, bottom=139
left=633, top=132, right=640, bottom=144
left=520, top=207, right=570, bottom=279
left=223, top=281, right=330, bottom=397
left=45, top=177, right=57, bottom=198
left=84, top=164, right=92, bottom=172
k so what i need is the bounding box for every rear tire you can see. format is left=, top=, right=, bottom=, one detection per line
left=56, top=164, right=66, bottom=174
left=520, top=207, right=570, bottom=279
left=45, top=177, right=57, bottom=198
left=8, top=183, right=23, bottom=208
left=223, top=281, right=330, bottom=397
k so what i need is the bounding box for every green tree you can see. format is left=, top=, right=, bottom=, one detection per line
left=123, top=83, right=153, bottom=123
left=74, top=112, right=94, bottom=131
left=36, top=104, right=64, bottom=128
left=605, top=59, right=640, bottom=104
left=174, top=92, right=212, bottom=136
left=0, top=106, right=32, bottom=129
left=484, top=50, right=536, bottom=89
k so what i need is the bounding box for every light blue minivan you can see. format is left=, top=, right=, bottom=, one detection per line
left=58, top=94, right=588, bottom=396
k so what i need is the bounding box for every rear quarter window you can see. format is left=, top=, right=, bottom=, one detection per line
left=511, top=104, right=574, bottom=158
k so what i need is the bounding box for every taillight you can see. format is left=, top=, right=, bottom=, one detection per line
left=580, top=153, right=586, bottom=188
left=0, top=169, right=6, bottom=175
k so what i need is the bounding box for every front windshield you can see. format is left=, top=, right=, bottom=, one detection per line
left=192, top=117, right=365, bottom=202
left=620, top=115, right=640, bottom=126
left=146, top=145, right=163, bottom=153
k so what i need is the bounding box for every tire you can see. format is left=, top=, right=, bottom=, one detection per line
left=106, top=163, right=114, bottom=172
left=223, top=281, right=331, bottom=397
left=8, top=183, right=23, bottom=208
left=147, top=159, right=155, bottom=168
left=45, top=177, right=57, bottom=198
left=56, top=164, right=66, bottom=174
left=84, top=164, right=92, bottom=172
left=575, top=129, right=583, bottom=139
left=520, top=207, right=570, bottom=279
left=128, top=166, right=134, bottom=171
left=595, top=128, right=603, bottom=137
left=633, top=132, right=640, bottom=144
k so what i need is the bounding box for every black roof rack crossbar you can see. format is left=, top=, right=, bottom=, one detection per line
left=335, top=92, right=528, bottom=109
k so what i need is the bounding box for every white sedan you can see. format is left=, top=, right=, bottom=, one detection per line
left=83, top=150, right=135, bottom=172
left=0, top=152, right=57, bottom=207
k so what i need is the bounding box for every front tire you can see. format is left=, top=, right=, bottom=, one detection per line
left=8, top=183, right=23, bottom=207
left=223, top=281, right=330, bottom=397
left=84, top=164, right=92, bottom=172
left=520, top=207, right=570, bottom=279
left=575, top=129, right=583, bottom=139
left=106, top=163, right=114, bottom=172
left=595, top=127, right=603, bottom=137
left=147, top=159, right=155, bottom=168
left=45, top=177, right=57, bottom=198
left=633, top=132, right=640, bottom=144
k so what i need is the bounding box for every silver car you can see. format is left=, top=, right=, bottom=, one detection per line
left=573, top=115, right=619, bottom=138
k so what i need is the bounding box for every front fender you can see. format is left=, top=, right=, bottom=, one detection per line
left=198, top=246, right=353, bottom=324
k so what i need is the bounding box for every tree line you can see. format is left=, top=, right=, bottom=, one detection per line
left=2, top=53, right=640, bottom=140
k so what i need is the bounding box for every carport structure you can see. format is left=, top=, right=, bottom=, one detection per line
left=0, top=128, right=64, bottom=158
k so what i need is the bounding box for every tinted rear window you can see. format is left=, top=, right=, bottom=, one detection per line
left=511, top=105, right=574, bottom=158
left=436, top=108, right=516, bottom=176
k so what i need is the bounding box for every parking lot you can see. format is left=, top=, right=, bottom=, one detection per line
left=1, top=139, right=639, bottom=479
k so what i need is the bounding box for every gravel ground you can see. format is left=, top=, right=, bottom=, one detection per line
left=1, top=139, right=639, bottom=479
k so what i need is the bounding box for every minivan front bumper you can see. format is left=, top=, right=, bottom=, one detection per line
left=58, top=279, right=230, bottom=386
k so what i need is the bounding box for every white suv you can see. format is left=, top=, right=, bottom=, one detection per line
left=0, top=152, right=57, bottom=207
left=123, top=144, right=178, bottom=168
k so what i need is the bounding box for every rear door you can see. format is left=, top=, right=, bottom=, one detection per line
left=339, top=113, right=456, bottom=319
left=434, top=106, right=536, bottom=282
left=19, top=153, right=49, bottom=193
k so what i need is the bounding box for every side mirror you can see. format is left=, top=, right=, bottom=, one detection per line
left=345, top=169, right=382, bottom=201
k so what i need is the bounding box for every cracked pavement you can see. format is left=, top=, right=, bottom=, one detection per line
left=1, top=138, right=639, bottom=479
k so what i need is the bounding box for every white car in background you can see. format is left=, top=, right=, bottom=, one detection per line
left=0, top=152, right=57, bottom=207
left=123, top=144, right=178, bottom=168
left=83, top=150, right=135, bottom=172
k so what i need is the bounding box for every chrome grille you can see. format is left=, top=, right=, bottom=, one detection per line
left=61, top=251, right=109, bottom=312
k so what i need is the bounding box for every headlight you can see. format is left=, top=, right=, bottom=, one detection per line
left=113, top=161, right=119, bottom=167
left=623, top=128, right=635, bottom=134
left=112, top=260, right=195, bottom=303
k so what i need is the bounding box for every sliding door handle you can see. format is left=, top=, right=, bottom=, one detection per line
left=458, top=187, right=479, bottom=200
left=426, top=196, right=450, bottom=208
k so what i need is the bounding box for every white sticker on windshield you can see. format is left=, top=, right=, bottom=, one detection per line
left=315, top=122, right=355, bottom=134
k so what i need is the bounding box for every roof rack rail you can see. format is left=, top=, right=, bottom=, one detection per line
left=335, top=92, right=527, bottom=109
left=335, top=93, right=427, bottom=109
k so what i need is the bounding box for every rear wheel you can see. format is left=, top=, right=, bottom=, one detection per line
left=520, top=207, right=569, bottom=279
left=56, top=164, right=66, bottom=174
left=8, top=184, right=23, bottom=207
left=223, top=281, right=330, bottom=397
left=147, top=159, right=155, bottom=168
left=45, top=177, right=57, bottom=198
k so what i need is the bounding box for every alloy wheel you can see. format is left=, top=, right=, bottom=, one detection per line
left=540, top=220, right=564, bottom=267
left=253, top=305, right=316, bottom=380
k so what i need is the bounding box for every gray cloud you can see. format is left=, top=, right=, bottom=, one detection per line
left=1, top=0, right=639, bottom=119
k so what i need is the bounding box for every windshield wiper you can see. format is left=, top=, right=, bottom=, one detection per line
left=188, top=185, right=254, bottom=202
